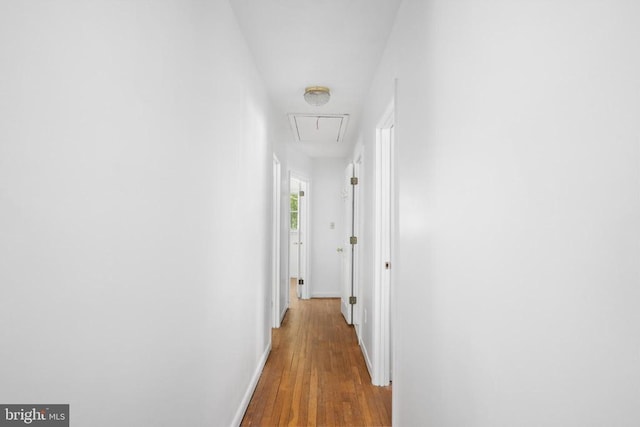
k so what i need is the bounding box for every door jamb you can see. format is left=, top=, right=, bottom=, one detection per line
left=373, top=99, right=395, bottom=386
left=272, top=155, right=282, bottom=328
left=289, top=170, right=311, bottom=300
left=352, top=149, right=363, bottom=341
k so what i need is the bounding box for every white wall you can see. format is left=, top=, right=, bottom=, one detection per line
left=358, top=0, right=640, bottom=425
left=287, top=145, right=313, bottom=176
left=0, top=1, right=273, bottom=426
left=310, top=158, right=345, bottom=298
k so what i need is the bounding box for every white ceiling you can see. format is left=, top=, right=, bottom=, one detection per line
left=229, top=0, right=402, bottom=158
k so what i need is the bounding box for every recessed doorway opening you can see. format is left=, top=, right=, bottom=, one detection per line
left=288, top=172, right=310, bottom=300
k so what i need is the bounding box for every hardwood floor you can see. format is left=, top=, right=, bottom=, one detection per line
left=241, top=282, right=392, bottom=426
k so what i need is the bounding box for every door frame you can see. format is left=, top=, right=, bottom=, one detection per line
left=373, top=98, right=396, bottom=386
left=352, top=150, right=363, bottom=339
left=289, top=170, right=311, bottom=300
left=272, top=155, right=282, bottom=328
left=341, top=162, right=355, bottom=325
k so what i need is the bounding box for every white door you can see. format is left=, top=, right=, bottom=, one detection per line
left=289, top=174, right=310, bottom=300
left=352, top=157, right=361, bottom=333
left=297, top=178, right=309, bottom=299
left=341, top=163, right=355, bottom=324
left=289, top=230, right=299, bottom=277
left=289, top=178, right=302, bottom=298
left=289, top=178, right=300, bottom=298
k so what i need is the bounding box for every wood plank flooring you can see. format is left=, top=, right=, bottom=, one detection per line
left=241, top=282, right=392, bottom=426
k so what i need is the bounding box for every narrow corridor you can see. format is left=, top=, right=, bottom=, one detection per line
left=241, top=283, right=392, bottom=426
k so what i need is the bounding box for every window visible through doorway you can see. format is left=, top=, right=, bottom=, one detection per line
left=290, top=193, right=299, bottom=230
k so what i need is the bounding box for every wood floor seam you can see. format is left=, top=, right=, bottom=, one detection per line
left=241, top=283, right=391, bottom=427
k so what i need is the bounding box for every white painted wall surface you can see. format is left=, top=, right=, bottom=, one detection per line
left=310, top=158, right=344, bottom=298
left=287, top=145, right=313, bottom=175
left=358, top=0, right=640, bottom=425
left=0, top=1, right=273, bottom=426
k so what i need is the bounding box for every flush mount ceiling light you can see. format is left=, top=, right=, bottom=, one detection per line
left=304, top=86, right=331, bottom=107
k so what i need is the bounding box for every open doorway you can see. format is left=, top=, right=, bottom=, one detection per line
left=288, top=173, right=310, bottom=300
left=272, top=155, right=282, bottom=328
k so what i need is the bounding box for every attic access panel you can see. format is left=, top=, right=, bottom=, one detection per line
left=288, top=114, right=350, bottom=143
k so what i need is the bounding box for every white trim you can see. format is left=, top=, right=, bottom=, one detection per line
left=390, top=80, right=400, bottom=427
left=349, top=142, right=364, bottom=341
left=352, top=154, right=362, bottom=340
left=280, top=305, right=288, bottom=323
left=341, top=300, right=351, bottom=322
left=231, top=343, right=272, bottom=427
left=390, top=88, right=399, bottom=387
left=272, top=155, right=282, bottom=328
left=340, top=162, right=355, bottom=325
left=312, top=292, right=342, bottom=298
left=360, top=340, right=375, bottom=383
left=287, top=113, right=351, bottom=143
left=352, top=142, right=365, bottom=167
left=300, top=178, right=311, bottom=300
left=372, top=95, right=396, bottom=386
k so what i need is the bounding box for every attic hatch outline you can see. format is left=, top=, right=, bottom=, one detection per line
left=287, top=113, right=350, bottom=143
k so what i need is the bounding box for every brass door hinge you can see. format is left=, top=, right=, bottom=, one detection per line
left=350, top=236, right=358, bottom=245
left=349, top=296, right=357, bottom=305
left=350, top=177, right=358, bottom=185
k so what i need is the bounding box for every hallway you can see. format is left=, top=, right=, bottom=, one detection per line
left=2, top=1, right=639, bottom=425
left=242, top=283, right=391, bottom=426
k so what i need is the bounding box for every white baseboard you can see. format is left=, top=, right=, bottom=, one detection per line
left=280, top=305, right=288, bottom=323
left=360, top=340, right=374, bottom=384
left=231, top=343, right=271, bottom=427
left=312, top=292, right=341, bottom=298
left=341, top=300, right=351, bottom=324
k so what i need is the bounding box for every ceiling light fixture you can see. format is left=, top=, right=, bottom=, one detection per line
left=304, top=86, right=331, bottom=106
